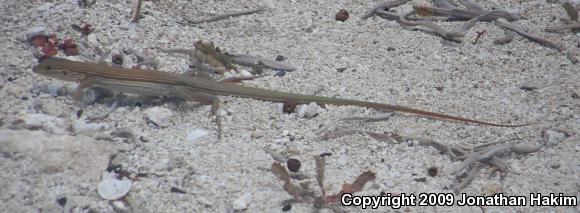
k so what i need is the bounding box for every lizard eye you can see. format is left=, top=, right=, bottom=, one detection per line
left=62, top=71, right=67, bottom=76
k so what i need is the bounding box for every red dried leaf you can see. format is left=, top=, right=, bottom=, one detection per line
left=350, top=171, right=376, bottom=193
left=31, top=35, right=47, bottom=47
left=314, top=156, right=326, bottom=194
left=323, top=171, right=376, bottom=205
left=38, top=55, right=49, bottom=62
left=47, top=34, right=58, bottom=47
left=81, top=24, right=94, bottom=35
left=271, top=162, right=291, bottom=182
left=414, top=5, right=434, bottom=17
left=60, top=38, right=79, bottom=56
left=283, top=101, right=297, bottom=113
left=62, top=38, right=74, bottom=47
left=42, top=46, right=58, bottom=57
left=341, top=183, right=354, bottom=194
left=65, top=46, right=79, bottom=56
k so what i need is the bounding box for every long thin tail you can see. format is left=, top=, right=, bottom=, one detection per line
left=189, top=81, right=529, bottom=127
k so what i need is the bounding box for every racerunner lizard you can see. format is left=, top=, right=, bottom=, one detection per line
left=33, top=58, right=526, bottom=127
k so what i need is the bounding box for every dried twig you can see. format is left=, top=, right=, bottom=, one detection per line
left=545, top=23, right=580, bottom=32
left=271, top=156, right=375, bottom=211
left=185, top=5, right=267, bottom=24
left=399, top=11, right=465, bottom=42
left=317, top=112, right=393, bottom=138
left=229, top=54, right=297, bottom=71
left=314, top=156, right=326, bottom=196
left=131, top=0, right=143, bottom=23
left=433, top=0, right=456, bottom=9
left=413, top=5, right=520, bottom=22
left=157, top=42, right=236, bottom=75
left=452, top=142, right=515, bottom=175
left=361, top=0, right=411, bottom=19
left=454, top=164, right=480, bottom=192
left=420, top=138, right=542, bottom=192
left=493, top=29, right=515, bottom=45
left=495, top=19, right=564, bottom=51
left=473, top=30, right=486, bottom=44
left=459, top=0, right=484, bottom=11
left=264, top=148, right=287, bottom=163
left=125, top=48, right=159, bottom=69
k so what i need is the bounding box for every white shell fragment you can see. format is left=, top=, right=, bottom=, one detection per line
left=543, top=129, right=567, bottom=146
left=232, top=192, right=252, bottom=211
left=72, top=119, right=103, bottom=136
left=20, top=113, right=67, bottom=134
left=145, top=107, right=173, bottom=127
left=87, top=33, right=99, bottom=46
left=185, top=129, right=209, bottom=143
left=98, top=178, right=133, bottom=200
left=298, top=102, right=323, bottom=118
left=22, top=26, right=47, bottom=40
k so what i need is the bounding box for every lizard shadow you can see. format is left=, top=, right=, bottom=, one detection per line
left=82, top=87, right=207, bottom=114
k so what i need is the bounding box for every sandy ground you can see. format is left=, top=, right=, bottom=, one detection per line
left=0, top=0, right=579, bottom=212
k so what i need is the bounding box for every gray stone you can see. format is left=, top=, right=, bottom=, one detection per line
left=0, top=129, right=116, bottom=182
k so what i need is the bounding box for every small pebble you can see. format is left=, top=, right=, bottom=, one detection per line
left=542, top=129, right=567, bottom=146
left=282, top=102, right=297, bottom=113
left=56, top=197, right=67, bottom=207
left=298, top=102, right=322, bottom=118
left=251, top=130, right=264, bottom=139
left=111, top=54, right=123, bottom=66
left=232, top=192, right=252, bottom=211
left=72, top=119, right=103, bottom=136
left=427, top=166, right=438, bottom=177
left=282, top=204, right=292, bottom=211
left=145, top=107, right=173, bottom=127
left=240, top=69, right=253, bottom=77
left=87, top=33, right=98, bottom=46
left=110, top=200, right=131, bottom=212
left=46, top=83, right=61, bottom=96
left=335, top=9, right=349, bottom=22
left=22, top=26, right=47, bottom=42
left=274, top=70, right=286, bottom=77
left=97, top=178, right=132, bottom=200
left=185, top=129, right=209, bottom=143
left=287, top=158, right=301, bottom=172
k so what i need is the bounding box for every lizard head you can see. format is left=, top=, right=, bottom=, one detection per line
left=33, top=57, right=86, bottom=82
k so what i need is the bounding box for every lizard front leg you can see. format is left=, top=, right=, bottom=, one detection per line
left=73, top=77, right=96, bottom=103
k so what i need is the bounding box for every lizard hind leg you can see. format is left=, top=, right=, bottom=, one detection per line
left=172, top=85, right=223, bottom=139
left=172, top=86, right=220, bottom=115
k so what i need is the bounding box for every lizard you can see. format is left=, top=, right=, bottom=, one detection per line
left=32, top=57, right=527, bottom=127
